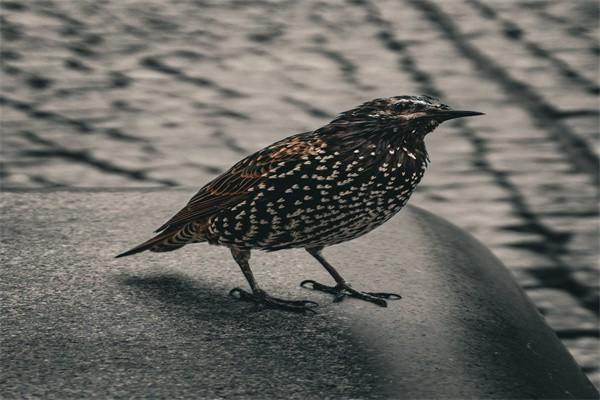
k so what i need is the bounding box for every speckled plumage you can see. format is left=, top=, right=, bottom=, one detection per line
left=117, top=95, right=483, bottom=312
left=207, top=128, right=427, bottom=251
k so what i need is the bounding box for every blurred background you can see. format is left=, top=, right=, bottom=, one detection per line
left=1, top=0, right=598, bottom=388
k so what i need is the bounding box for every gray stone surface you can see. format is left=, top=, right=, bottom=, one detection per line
left=1, top=0, right=598, bottom=389
left=1, top=190, right=597, bottom=399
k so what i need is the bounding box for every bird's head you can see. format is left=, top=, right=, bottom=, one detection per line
left=333, top=95, right=483, bottom=139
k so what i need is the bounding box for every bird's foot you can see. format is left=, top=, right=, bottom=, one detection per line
left=300, top=280, right=401, bottom=307
left=229, top=287, right=318, bottom=314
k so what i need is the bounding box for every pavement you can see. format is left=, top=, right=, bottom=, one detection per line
left=1, top=190, right=597, bottom=399
left=1, top=0, right=598, bottom=389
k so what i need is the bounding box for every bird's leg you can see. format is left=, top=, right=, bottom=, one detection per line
left=301, top=247, right=401, bottom=307
left=229, top=248, right=318, bottom=313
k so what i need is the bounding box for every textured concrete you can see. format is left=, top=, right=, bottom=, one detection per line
left=1, top=0, right=598, bottom=388
left=1, top=190, right=597, bottom=399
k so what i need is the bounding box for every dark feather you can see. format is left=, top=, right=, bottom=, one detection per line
left=154, top=132, right=326, bottom=232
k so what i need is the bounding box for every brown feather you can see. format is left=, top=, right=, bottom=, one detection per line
left=154, top=133, right=325, bottom=233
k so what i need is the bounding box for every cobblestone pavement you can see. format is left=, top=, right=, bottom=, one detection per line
left=1, top=0, right=598, bottom=388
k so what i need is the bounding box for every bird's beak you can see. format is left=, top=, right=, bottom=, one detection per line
left=427, top=110, right=485, bottom=121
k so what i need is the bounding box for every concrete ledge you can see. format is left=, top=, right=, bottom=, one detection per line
left=1, top=190, right=597, bottom=399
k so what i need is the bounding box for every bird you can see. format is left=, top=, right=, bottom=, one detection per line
left=116, top=95, right=483, bottom=313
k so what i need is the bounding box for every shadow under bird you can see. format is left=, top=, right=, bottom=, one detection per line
left=117, top=95, right=483, bottom=313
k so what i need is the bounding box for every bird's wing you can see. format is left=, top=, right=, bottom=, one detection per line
left=155, top=132, right=323, bottom=232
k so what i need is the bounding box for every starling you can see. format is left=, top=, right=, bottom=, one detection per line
left=117, top=95, right=483, bottom=313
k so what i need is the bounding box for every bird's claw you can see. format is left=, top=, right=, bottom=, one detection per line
left=300, top=279, right=401, bottom=307
left=229, top=287, right=318, bottom=314
left=365, top=292, right=402, bottom=300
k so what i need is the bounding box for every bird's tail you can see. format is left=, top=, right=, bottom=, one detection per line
left=115, top=222, right=206, bottom=258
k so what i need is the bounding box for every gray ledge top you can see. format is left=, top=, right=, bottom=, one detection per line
left=1, top=190, right=597, bottom=399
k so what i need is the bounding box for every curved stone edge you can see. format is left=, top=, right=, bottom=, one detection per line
left=0, top=190, right=598, bottom=399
